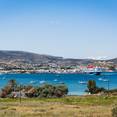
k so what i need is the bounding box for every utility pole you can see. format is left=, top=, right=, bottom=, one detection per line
left=19, top=84, right=21, bottom=103
left=107, top=79, right=110, bottom=96
left=107, top=80, right=109, bottom=91
left=103, top=74, right=110, bottom=96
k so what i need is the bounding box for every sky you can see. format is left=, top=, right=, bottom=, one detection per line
left=0, top=0, right=116, bottom=59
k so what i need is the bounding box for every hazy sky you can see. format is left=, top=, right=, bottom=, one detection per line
left=0, top=0, right=116, bottom=59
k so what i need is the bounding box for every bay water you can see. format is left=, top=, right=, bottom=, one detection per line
left=0, top=72, right=117, bottom=95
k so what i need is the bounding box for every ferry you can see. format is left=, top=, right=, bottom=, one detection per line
left=84, top=66, right=104, bottom=76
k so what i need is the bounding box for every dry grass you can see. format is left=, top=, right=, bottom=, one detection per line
left=0, top=96, right=116, bottom=117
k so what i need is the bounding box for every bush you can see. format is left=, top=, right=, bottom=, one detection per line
left=25, top=87, right=37, bottom=98
left=105, top=89, right=117, bottom=93
left=54, top=85, right=68, bottom=97
left=112, top=105, right=117, bottom=117
left=0, top=80, right=68, bottom=98
left=37, top=84, right=68, bottom=98
left=0, top=90, right=7, bottom=98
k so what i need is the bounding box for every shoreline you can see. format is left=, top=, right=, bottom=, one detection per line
left=0, top=69, right=116, bottom=74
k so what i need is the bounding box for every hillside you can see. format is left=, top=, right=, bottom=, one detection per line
left=106, top=58, right=117, bottom=64
left=0, top=50, right=94, bottom=66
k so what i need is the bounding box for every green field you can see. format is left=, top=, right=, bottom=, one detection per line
left=0, top=96, right=117, bottom=117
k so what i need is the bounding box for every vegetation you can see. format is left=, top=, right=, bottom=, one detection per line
left=0, top=79, right=117, bottom=117
left=39, top=84, right=68, bottom=98
left=0, top=79, right=18, bottom=98
left=86, top=80, right=106, bottom=94
left=108, top=65, right=116, bottom=71
left=0, top=96, right=117, bottom=117
left=104, top=89, right=117, bottom=96
left=0, top=80, right=117, bottom=116
left=0, top=80, right=68, bottom=98
left=112, top=105, right=117, bottom=117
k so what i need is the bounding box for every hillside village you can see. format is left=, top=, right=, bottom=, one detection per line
left=0, top=51, right=116, bottom=74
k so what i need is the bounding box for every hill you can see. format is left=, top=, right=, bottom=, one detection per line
left=0, top=50, right=94, bottom=66
left=106, top=58, right=117, bottom=64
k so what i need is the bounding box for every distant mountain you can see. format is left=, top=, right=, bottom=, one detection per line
left=0, top=51, right=95, bottom=67
left=0, top=50, right=116, bottom=66
left=106, top=58, right=117, bottom=64
left=0, top=50, right=63, bottom=64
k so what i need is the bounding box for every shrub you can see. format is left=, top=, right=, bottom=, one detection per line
left=54, top=85, right=68, bottom=97
left=0, top=80, right=68, bottom=98
left=0, top=90, right=7, bottom=98
left=112, top=105, right=117, bottom=117
left=37, top=84, right=68, bottom=98
left=25, top=87, right=37, bottom=98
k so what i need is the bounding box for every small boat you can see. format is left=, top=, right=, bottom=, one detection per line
left=58, top=82, right=65, bottom=84
left=98, top=78, right=109, bottom=82
left=95, top=72, right=101, bottom=76
left=102, top=79, right=109, bottom=82
left=30, top=80, right=36, bottom=84
left=53, top=79, right=58, bottom=82
left=78, top=81, right=87, bottom=84
left=39, top=80, right=46, bottom=84
left=98, top=78, right=103, bottom=81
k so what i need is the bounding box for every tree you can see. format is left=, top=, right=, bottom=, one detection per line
left=0, top=79, right=17, bottom=98
left=8, top=79, right=17, bottom=91
left=87, top=80, right=97, bottom=94
left=86, top=80, right=105, bottom=94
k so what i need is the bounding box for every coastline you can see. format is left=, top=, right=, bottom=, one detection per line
left=0, top=69, right=116, bottom=74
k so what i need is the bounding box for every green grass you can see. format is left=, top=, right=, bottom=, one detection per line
left=0, top=95, right=117, bottom=105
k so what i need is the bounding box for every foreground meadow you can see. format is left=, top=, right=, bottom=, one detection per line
left=0, top=96, right=117, bottom=117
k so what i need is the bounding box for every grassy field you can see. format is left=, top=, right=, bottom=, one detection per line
left=0, top=95, right=117, bottom=117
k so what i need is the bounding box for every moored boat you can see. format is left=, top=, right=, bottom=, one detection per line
left=78, top=81, right=87, bottom=84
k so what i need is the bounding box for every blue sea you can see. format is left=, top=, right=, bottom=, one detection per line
left=0, top=72, right=117, bottom=95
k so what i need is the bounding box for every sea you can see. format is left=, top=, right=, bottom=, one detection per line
left=0, top=72, right=117, bottom=95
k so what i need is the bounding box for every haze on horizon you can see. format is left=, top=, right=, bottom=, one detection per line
left=0, top=0, right=116, bottom=59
